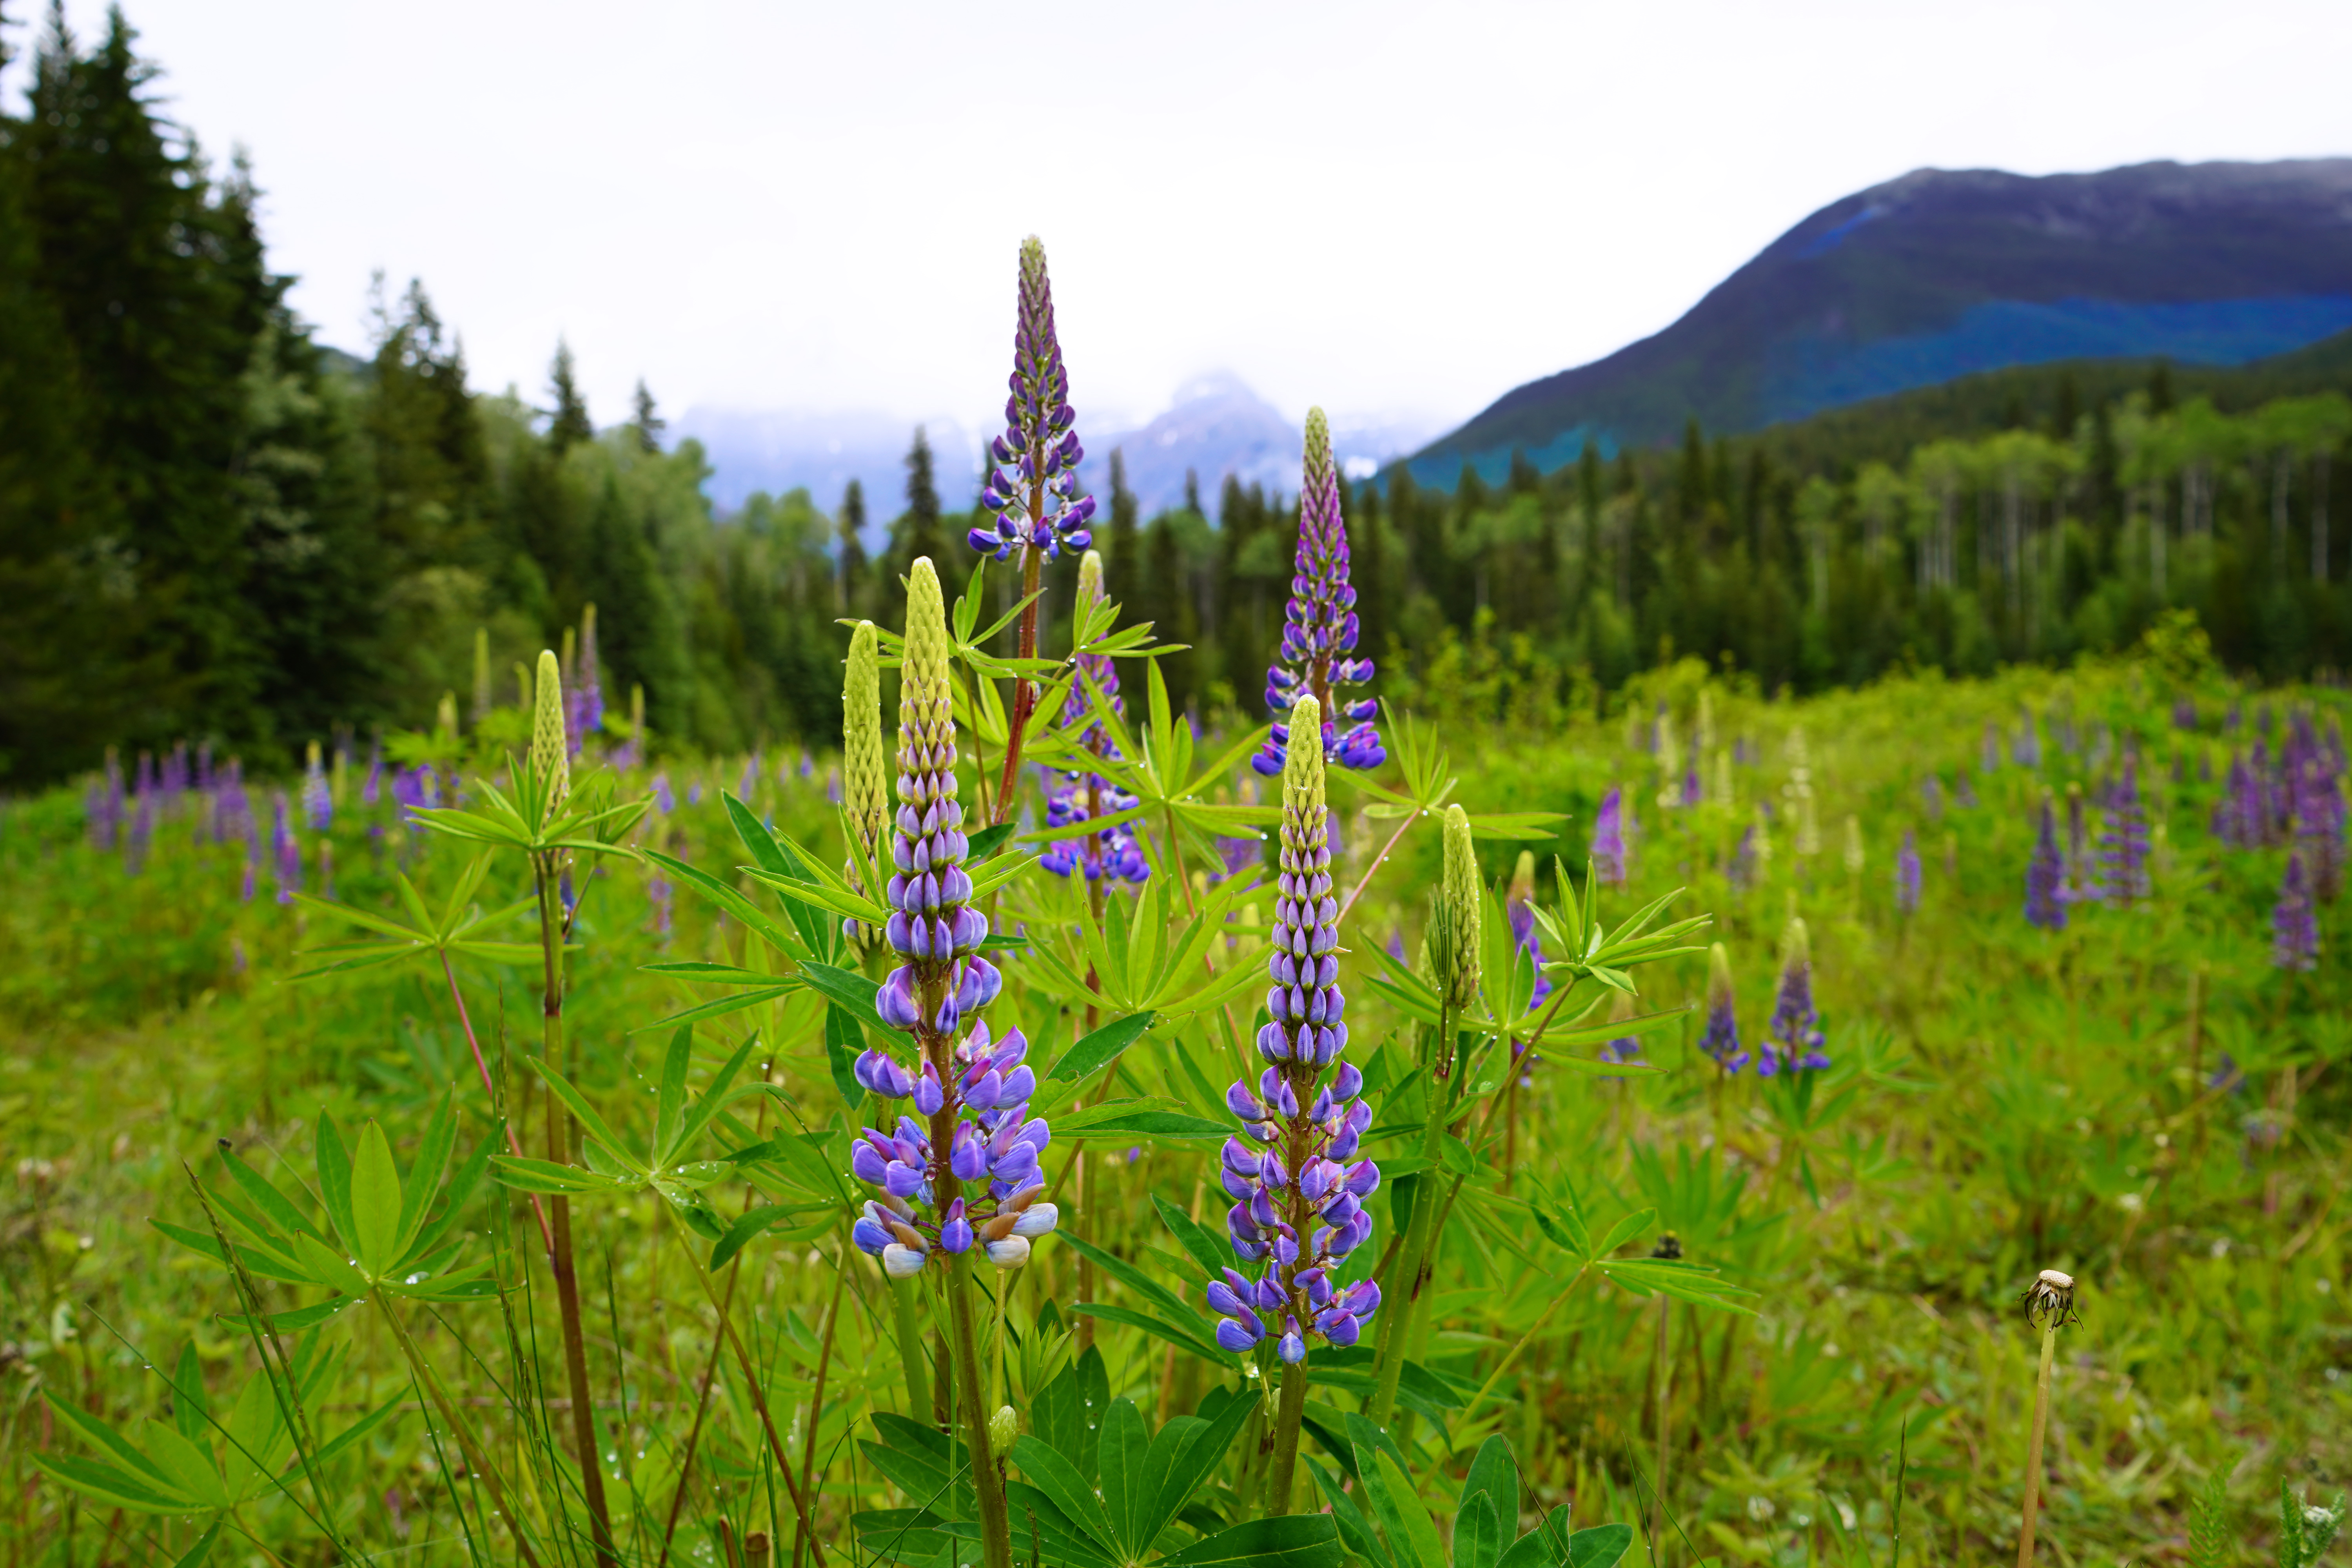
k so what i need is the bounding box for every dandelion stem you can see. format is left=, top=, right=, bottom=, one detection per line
left=2016, top=1318, right=2057, bottom=1568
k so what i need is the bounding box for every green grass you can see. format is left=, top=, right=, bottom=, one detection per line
left=2, top=654, right=2347, bottom=1568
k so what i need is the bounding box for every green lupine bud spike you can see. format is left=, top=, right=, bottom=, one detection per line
left=1782, top=914, right=1811, bottom=969
left=1303, top=406, right=1332, bottom=484
left=901, top=559, right=953, bottom=750
left=532, top=649, right=568, bottom=824
left=844, top=621, right=887, bottom=855
left=1076, top=548, right=1105, bottom=614
left=1282, top=694, right=1326, bottom=828
left=1509, top=848, right=1537, bottom=904
left=1440, top=803, right=1481, bottom=1009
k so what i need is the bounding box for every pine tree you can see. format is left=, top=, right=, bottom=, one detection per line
left=837, top=478, right=869, bottom=613
left=1104, top=448, right=1140, bottom=616
left=894, top=426, right=946, bottom=570
left=547, top=340, right=593, bottom=453
left=1142, top=514, right=1198, bottom=713
left=20, top=6, right=277, bottom=748
left=584, top=474, right=689, bottom=735
left=631, top=379, right=664, bottom=453
left=1184, top=468, right=1202, bottom=517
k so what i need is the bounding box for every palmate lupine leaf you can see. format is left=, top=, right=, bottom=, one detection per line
left=288, top=854, right=541, bottom=980
left=152, top=1094, right=498, bottom=1306
left=1340, top=710, right=1563, bottom=842
left=1022, top=869, right=1264, bottom=1019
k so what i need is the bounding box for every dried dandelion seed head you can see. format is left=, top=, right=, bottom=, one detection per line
left=2021, top=1268, right=2079, bottom=1328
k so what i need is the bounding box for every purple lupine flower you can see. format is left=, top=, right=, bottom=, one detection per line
left=1700, top=942, right=1744, bottom=1072
left=216, top=760, right=255, bottom=849
left=1040, top=554, right=1149, bottom=887
left=2274, top=852, right=2319, bottom=972
left=1591, top=786, right=1626, bottom=886
left=2098, top=754, right=2151, bottom=906
left=270, top=793, right=300, bottom=904
left=1250, top=410, right=1382, bottom=776
left=2025, top=796, right=2067, bottom=931
left=1204, top=695, right=1381, bottom=1363
left=1895, top=828, right=1921, bottom=915
left=1727, top=824, right=1759, bottom=890
left=649, top=869, right=673, bottom=944
left=845, top=561, right=1053, bottom=1278
left=824, top=766, right=842, bottom=805
left=162, top=742, right=189, bottom=806
left=1921, top=775, right=1943, bottom=821
left=652, top=771, right=675, bottom=814
left=738, top=751, right=760, bottom=802
left=361, top=734, right=383, bottom=806
left=686, top=780, right=703, bottom=806
left=391, top=765, right=437, bottom=826
left=2013, top=714, right=2041, bottom=768
left=301, top=744, right=332, bottom=832
left=798, top=749, right=813, bottom=780
left=2291, top=742, right=2345, bottom=902
left=1505, top=852, right=1552, bottom=1010
left=124, top=789, right=155, bottom=877
left=1954, top=772, right=1980, bottom=808
left=2172, top=695, right=2198, bottom=730
left=1759, top=917, right=1828, bottom=1075
left=967, top=238, right=1094, bottom=564
left=567, top=612, right=603, bottom=756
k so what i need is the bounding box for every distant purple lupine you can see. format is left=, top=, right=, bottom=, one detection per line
left=390, top=765, right=437, bottom=826
left=567, top=614, right=603, bottom=756
left=2025, top=797, right=2067, bottom=931
left=2273, top=852, right=2319, bottom=971
left=1759, top=918, right=1828, bottom=1075
left=302, top=746, right=332, bottom=831
left=1728, top=824, right=1757, bottom=889
left=2012, top=713, right=2041, bottom=768
left=652, top=772, right=676, bottom=814
left=1895, top=828, right=1921, bottom=915
left=1506, top=854, right=1552, bottom=1010
left=738, top=751, right=760, bottom=802
left=2172, top=694, right=2198, bottom=730
left=1700, top=943, right=1745, bottom=1072
left=1249, top=410, right=1382, bottom=776
left=1591, top=786, right=1626, bottom=886
left=1921, top=775, right=1943, bottom=821
left=361, top=735, right=383, bottom=806
left=125, top=790, right=155, bottom=876
left=1954, top=772, right=1979, bottom=808
left=271, top=793, right=300, bottom=904
left=2098, top=755, right=2151, bottom=905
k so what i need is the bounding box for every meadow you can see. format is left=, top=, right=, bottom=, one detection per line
left=2, top=562, right=2347, bottom=1568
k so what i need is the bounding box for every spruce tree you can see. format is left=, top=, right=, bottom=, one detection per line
left=895, top=426, right=945, bottom=569
left=631, top=379, right=664, bottom=453
left=837, top=478, right=869, bottom=613
left=1105, top=448, right=1140, bottom=615
left=547, top=340, right=593, bottom=453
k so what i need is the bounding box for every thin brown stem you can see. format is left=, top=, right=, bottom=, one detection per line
left=1335, top=811, right=1420, bottom=933
left=438, top=949, right=552, bottom=1254
left=993, top=544, right=1047, bottom=823
left=794, top=1243, right=851, bottom=1568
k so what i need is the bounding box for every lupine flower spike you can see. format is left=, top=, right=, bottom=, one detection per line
left=1506, top=850, right=1552, bottom=1009
left=531, top=650, right=570, bottom=828
left=1700, top=942, right=1746, bottom=1071
left=301, top=742, right=332, bottom=831
left=1252, top=410, right=1382, bottom=775
left=1040, top=551, right=1149, bottom=885
left=1592, top=785, right=1627, bottom=886
left=1895, top=828, right=1922, bottom=915
left=1204, top=696, right=1381, bottom=1363
left=968, top=239, right=1094, bottom=565
left=2024, top=795, right=2067, bottom=932
left=842, top=621, right=889, bottom=960
left=2099, top=752, right=2151, bottom=906
left=1760, top=916, right=1829, bottom=1074
left=845, top=560, right=1057, bottom=1277
left=2274, top=852, right=2319, bottom=972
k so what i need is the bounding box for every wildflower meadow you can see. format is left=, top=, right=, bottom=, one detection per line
left=4, top=238, right=2350, bottom=1568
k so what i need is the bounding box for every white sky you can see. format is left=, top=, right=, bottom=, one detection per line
left=13, top=0, right=2349, bottom=437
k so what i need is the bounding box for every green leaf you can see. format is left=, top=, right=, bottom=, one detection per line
left=313, top=1114, right=358, bottom=1250
left=1362, top=1448, right=1446, bottom=1568
left=1065, top=1303, right=1233, bottom=1367
left=1460, top=1434, right=1521, bottom=1564
left=524, top=1059, right=642, bottom=1174
left=1594, top=1208, right=1658, bottom=1258
left=348, top=1122, right=404, bottom=1278
left=1308, top=1457, right=1394, bottom=1568
left=1096, top=1398, right=1151, bottom=1557
left=169, top=1523, right=223, bottom=1568
left=641, top=984, right=799, bottom=1033
left=1046, top=1011, right=1154, bottom=1083
left=309, top=1396, right=408, bottom=1471
left=1154, top=1194, right=1232, bottom=1280
left=490, top=1156, right=641, bottom=1196
left=1054, top=1102, right=1231, bottom=1142
left=798, top=960, right=892, bottom=1036
left=27, top=1453, right=195, bottom=1515
left=1143, top=1387, right=1259, bottom=1546
left=825, top=1004, right=865, bottom=1108
left=1158, top=1515, right=1347, bottom=1568
left=966, top=820, right=1017, bottom=860
left=1456, top=1494, right=1502, bottom=1568
left=1005, top=1436, right=1115, bottom=1552
left=1568, top=1523, right=1635, bottom=1568
left=396, top=1093, right=458, bottom=1256
left=211, top=1146, right=324, bottom=1245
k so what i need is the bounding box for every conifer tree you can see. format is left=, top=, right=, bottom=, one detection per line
left=547, top=340, right=593, bottom=453
left=895, top=426, right=945, bottom=569
left=837, top=478, right=869, bottom=613
left=1104, top=448, right=1140, bottom=616
left=630, top=379, right=664, bottom=453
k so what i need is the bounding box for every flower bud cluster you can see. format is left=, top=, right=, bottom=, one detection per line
left=1208, top=697, right=1381, bottom=1363
left=969, top=238, right=1095, bottom=563
left=846, top=561, right=1057, bottom=1276
left=1252, top=410, right=1381, bottom=777
left=1759, top=916, right=1829, bottom=1075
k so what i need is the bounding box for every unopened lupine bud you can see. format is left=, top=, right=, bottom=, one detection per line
left=531, top=649, right=568, bottom=824
left=1439, top=804, right=1481, bottom=1010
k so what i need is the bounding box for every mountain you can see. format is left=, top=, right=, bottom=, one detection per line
left=1407, top=157, right=2352, bottom=486
left=672, top=407, right=985, bottom=525
left=684, top=375, right=1440, bottom=529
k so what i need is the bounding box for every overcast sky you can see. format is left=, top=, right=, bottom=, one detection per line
left=13, top=0, right=2348, bottom=437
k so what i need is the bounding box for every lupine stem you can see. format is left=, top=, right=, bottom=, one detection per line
left=1368, top=998, right=1452, bottom=1432
left=941, top=1250, right=1012, bottom=1568
left=992, top=544, right=1046, bottom=824
left=1264, top=1353, right=1312, bottom=1517
left=534, top=855, right=616, bottom=1568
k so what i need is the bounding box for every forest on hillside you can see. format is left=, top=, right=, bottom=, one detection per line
left=5, top=11, right=2352, bottom=789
